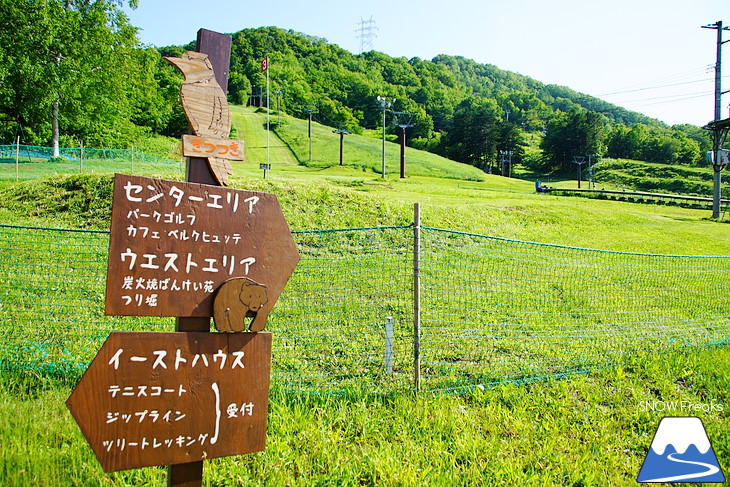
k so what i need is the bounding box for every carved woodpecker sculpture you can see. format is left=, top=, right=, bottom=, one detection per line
left=164, top=51, right=233, bottom=185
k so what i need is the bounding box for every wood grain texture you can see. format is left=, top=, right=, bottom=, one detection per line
left=105, top=174, right=300, bottom=323
left=165, top=51, right=233, bottom=185
left=66, top=332, right=272, bottom=472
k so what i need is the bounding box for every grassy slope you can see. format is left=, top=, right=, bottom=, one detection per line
left=227, top=106, right=730, bottom=255
left=2, top=170, right=728, bottom=255
left=1, top=105, right=729, bottom=485
left=595, top=158, right=721, bottom=197
left=1, top=105, right=728, bottom=255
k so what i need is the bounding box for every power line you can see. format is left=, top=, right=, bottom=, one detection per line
left=608, top=91, right=712, bottom=107
left=620, top=94, right=713, bottom=111
left=599, top=75, right=720, bottom=97
left=596, top=64, right=714, bottom=97
left=600, top=73, right=730, bottom=110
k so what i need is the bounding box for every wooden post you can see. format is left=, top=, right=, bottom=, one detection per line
left=168, top=28, right=232, bottom=487
left=183, top=29, right=232, bottom=186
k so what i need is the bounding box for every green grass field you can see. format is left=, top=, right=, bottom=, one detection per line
left=1, top=346, right=728, bottom=486
left=1, top=105, right=729, bottom=485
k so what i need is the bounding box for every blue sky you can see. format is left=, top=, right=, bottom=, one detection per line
left=125, top=0, right=728, bottom=127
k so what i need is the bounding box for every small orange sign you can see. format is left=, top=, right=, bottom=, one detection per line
left=182, top=134, right=244, bottom=160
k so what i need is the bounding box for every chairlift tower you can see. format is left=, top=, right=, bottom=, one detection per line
left=587, top=154, right=600, bottom=189
left=304, top=104, right=318, bottom=164
left=332, top=123, right=352, bottom=166
left=393, top=111, right=416, bottom=178
left=499, top=150, right=513, bottom=178
left=572, top=156, right=587, bottom=189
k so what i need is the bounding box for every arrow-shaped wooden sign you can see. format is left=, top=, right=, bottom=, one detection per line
left=66, top=331, right=271, bottom=472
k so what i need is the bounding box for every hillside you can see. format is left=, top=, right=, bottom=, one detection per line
left=220, top=27, right=665, bottom=133
left=207, top=26, right=710, bottom=173
left=234, top=106, right=485, bottom=181
left=430, top=55, right=661, bottom=127
left=595, top=158, right=720, bottom=197
left=2, top=9, right=712, bottom=177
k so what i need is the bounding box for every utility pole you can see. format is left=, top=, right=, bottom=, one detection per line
left=702, top=20, right=730, bottom=218
left=304, top=104, right=318, bottom=164
left=393, top=111, right=415, bottom=178
left=377, top=96, right=395, bottom=178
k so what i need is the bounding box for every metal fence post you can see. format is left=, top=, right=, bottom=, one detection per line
left=413, top=203, right=421, bottom=390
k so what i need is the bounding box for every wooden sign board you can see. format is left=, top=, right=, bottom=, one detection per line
left=66, top=331, right=271, bottom=472
left=105, top=174, right=299, bottom=322
left=182, top=134, right=244, bottom=160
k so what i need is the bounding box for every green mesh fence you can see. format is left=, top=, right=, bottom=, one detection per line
left=267, top=227, right=413, bottom=394
left=1, top=223, right=729, bottom=394
left=0, top=144, right=181, bottom=180
left=419, top=227, right=730, bottom=392
left=0, top=225, right=173, bottom=375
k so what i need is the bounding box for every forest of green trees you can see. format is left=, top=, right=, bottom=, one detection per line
left=0, top=0, right=715, bottom=174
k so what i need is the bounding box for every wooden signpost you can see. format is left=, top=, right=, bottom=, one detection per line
left=66, top=29, right=297, bottom=486
left=66, top=331, right=271, bottom=472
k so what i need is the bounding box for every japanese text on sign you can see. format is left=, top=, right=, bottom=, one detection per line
left=182, top=134, right=245, bottom=160
left=66, top=332, right=272, bottom=472
left=105, top=174, right=283, bottom=318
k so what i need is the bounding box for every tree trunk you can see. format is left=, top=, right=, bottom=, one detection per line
left=52, top=98, right=60, bottom=158
left=52, top=47, right=62, bottom=158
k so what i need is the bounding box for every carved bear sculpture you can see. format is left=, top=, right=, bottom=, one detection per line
left=213, top=277, right=269, bottom=332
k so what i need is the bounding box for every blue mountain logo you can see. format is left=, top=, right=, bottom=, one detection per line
left=637, top=417, right=725, bottom=483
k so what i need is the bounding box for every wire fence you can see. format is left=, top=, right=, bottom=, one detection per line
left=0, top=144, right=181, bottom=180
left=1, top=221, right=729, bottom=394
left=419, top=228, right=730, bottom=392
